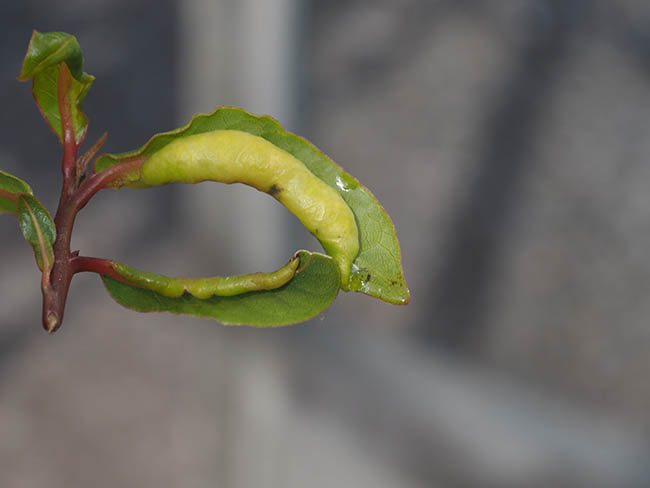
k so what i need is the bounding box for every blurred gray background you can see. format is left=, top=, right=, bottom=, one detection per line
left=1, top=0, right=650, bottom=487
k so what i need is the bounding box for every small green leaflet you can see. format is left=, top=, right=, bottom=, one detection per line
left=95, top=107, right=409, bottom=305
left=17, top=194, right=56, bottom=272
left=0, top=169, right=54, bottom=271
left=18, top=30, right=94, bottom=145
left=0, top=169, right=34, bottom=215
left=102, top=251, right=340, bottom=326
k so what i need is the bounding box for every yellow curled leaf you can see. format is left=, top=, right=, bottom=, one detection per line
left=138, top=130, right=359, bottom=287
left=111, top=253, right=300, bottom=299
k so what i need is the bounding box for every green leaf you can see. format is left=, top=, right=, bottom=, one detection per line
left=17, top=194, right=56, bottom=272
left=0, top=169, right=34, bottom=215
left=19, top=31, right=86, bottom=80
left=0, top=170, right=55, bottom=273
left=18, top=30, right=94, bottom=145
left=101, top=251, right=340, bottom=326
left=96, top=107, right=409, bottom=304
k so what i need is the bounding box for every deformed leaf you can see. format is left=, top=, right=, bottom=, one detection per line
left=0, top=169, right=34, bottom=215
left=111, top=254, right=300, bottom=299
left=107, top=130, right=359, bottom=287
left=17, top=194, right=56, bottom=272
left=95, top=107, right=409, bottom=304
left=102, top=251, right=340, bottom=326
left=262, top=128, right=409, bottom=305
left=18, top=30, right=94, bottom=144
left=19, top=31, right=86, bottom=81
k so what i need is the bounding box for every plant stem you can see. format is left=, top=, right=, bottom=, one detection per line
left=42, top=147, right=78, bottom=331
left=42, top=156, right=145, bottom=332
left=41, top=66, right=79, bottom=332
left=42, top=194, right=77, bottom=332
left=41, top=65, right=146, bottom=332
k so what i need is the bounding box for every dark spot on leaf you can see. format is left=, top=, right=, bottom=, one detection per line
left=268, top=184, right=282, bottom=197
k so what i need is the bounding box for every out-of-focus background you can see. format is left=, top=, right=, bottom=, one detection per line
left=2, top=1, right=650, bottom=487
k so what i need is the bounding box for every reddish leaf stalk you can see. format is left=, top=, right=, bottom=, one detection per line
left=75, top=157, right=145, bottom=211
left=71, top=255, right=136, bottom=287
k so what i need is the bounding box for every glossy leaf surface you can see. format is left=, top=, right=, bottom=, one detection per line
left=18, top=30, right=94, bottom=144
left=96, top=107, right=409, bottom=304
left=102, top=251, right=340, bottom=326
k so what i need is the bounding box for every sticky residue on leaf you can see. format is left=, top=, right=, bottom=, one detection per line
left=335, top=173, right=359, bottom=192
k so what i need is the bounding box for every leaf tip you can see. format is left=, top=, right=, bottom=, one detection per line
left=17, top=30, right=37, bottom=81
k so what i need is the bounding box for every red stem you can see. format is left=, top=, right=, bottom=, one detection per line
left=42, top=67, right=79, bottom=332
left=40, top=65, right=147, bottom=332
left=71, top=256, right=133, bottom=285
left=42, top=156, right=145, bottom=332
left=43, top=197, right=76, bottom=332
left=41, top=78, right=143, bottom=332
